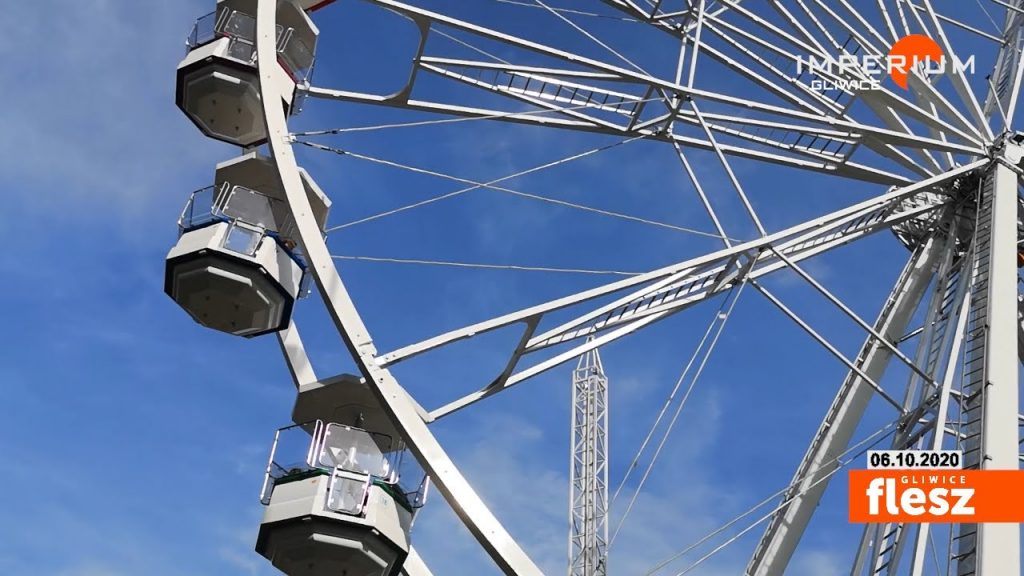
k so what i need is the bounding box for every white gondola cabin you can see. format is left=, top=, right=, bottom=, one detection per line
left=176, top=0, right=319, bottom=146
left=257, top=375, right=429, bottom=576
left=165, top=152, right=330, bottom=337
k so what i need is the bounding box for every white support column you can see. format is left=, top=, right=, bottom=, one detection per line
left=956, top=155, right=1021, bottom=575
left=255, top=2, right=543, bottom=575
left=276, top=320, right=317, bottom=389
left=401, top=547, right=434, bottom=576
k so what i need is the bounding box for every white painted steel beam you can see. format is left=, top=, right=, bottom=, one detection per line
left=276, top=320, right=317, bottom=389
left=958, top=152, right=1021, bottom=575
left=305, top=84, right=913, bottom=185
left=379, top=160, right=982, bottom=366
left=365, top=163, right=988, bottom=419
left=401, top=547, right=434, bottom=576
left=909, top=288, right=971, bottom=576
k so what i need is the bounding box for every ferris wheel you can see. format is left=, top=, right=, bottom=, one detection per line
left=167, top=0, right=1024, bottom=575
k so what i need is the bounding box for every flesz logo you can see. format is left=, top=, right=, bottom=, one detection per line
left=887, top=34, right=944, bottom=89
left=849, top=470, right=1024, bottom=523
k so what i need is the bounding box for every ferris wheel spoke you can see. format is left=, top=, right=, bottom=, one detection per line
left=755, top=4, right=990, bottom=150
left=531, top=0, right=649, bottom=75
left=862, top=138, right=937, bottom=179
left=900, top=0, right=937, bottom=38
left=860, top=92, right=945, bottom=175
left=994, top=0, right=1024, bottom=15
left=309, top=57, right=982, bottom=174
left=303, top=0, right=995, bottom=185
left=416, top=189, right=939, bottom=420
left=928, top=8, right=1005, bottom=43
left=608, top=282, right=745, bottom=549
left=598, top=0, right=656, bottom=20
left=862, top=87, right=986, bottom=149
left=748, top=235, right=945, bottom=576
left=669, top=419, right=915, bottom=576
left=808, top=0, right=887, bottom=56
left=767, top=246, right=938, bottom=388
left=306, top=84, right=917, bottom=184
left=495, top=0, right=640, bottom=22
left=689, top=37, right=831, bottom=116
left=615, top=0, right=854, bottom=114
left=770, top=0, right=839, bottom=59
left=713, top=0, right=827, bottom=58
left=892, top=0, right=915, bottom=37
left=609, top=0, right=991, bottom=153
left=646, top=411, right=906, bottom=576
left=331, top=255, right=643, bottom=277
left=298, top=140, right=727, bottom=238
left=905, top=73, right=988, bottom=146
left=982, top=2, right=1024, bottom=129
left=373, top=162, right=983, bottom=420
left=876, top=0, right=902, bottom=43
left=701, top=20, right=843, bottom=116
left=752, top=280, right=905, bottom=410
left=854, top=221, right=974, bottom=576
left=688, top=99, right=767, bottom=236
left=920, top=0, right=996, bottom=141
left=598, top=0, right=709, bottom=29
left=671, top=142, right=733, bottom=247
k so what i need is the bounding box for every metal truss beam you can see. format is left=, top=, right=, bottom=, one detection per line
left=303, top=85, right=913, bottom=186
left=371, top=161, right=986, bottom=420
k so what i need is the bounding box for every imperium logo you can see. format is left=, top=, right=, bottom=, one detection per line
left=794, top=34, right=975, bottom=92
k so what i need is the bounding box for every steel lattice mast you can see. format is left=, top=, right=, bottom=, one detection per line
left=569, top=342, right=609, bottom=576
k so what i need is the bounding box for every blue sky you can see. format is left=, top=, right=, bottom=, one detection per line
left=0, top=1, right=1010, bottom=575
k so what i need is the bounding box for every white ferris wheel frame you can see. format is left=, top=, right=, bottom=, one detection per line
left=249, top=0, right=1023, bottom=574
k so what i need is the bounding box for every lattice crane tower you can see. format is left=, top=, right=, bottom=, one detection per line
left=569, top=343, right=609, bottom=576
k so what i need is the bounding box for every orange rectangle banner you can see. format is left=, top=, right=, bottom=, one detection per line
left=849, top=470, right=1024, bottom=523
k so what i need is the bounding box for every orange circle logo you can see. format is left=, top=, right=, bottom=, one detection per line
left=887, top=35, right=944, bottom=90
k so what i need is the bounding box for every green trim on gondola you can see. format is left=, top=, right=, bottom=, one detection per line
left=275, top=468, right=330, bottom=485
left=273, top=468, right=415, bottom=513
